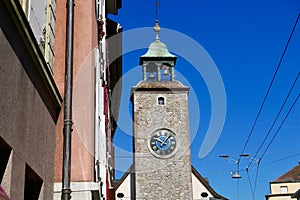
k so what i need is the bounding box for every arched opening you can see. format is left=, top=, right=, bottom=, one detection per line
left=158, top=97, right=165, bottom=105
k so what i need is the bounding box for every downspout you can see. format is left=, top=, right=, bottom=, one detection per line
left=61, top=0, right=75, bottom=199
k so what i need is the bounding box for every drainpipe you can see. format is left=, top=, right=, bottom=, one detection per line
left=61, top=0, right=75, bottom=199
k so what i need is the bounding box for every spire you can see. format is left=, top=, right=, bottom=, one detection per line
left=156, top=0, right=160, bottom=21
left=138, top=0, right=177, bottom=82
left=155, top=0, right=160, bottom=41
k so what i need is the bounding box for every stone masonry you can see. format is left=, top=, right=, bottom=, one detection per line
left=132, top=80, right=193, bottom=199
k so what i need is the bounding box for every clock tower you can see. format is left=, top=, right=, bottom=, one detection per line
left=131, top=20, right=193, bottom=199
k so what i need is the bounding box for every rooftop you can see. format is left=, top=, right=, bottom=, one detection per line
left=139, top=20, right=176, bottom=65
left=272, top=163, right=300, bottom=183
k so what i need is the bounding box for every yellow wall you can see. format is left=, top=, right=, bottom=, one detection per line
left=271, top=182, right=300, bottom=194
left=267, top=182, right=300, bottom=200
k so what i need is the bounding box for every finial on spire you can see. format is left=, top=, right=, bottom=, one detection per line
left=154, top=19, right=160, bottom=41
left=154, top=0, right=160, bottom=41
left=156, top=0, right=160, bottom=21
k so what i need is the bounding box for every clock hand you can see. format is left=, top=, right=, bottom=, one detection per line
left=161, top=132, right=170, bottom=146
left=154, top=137, right=165, bottom=144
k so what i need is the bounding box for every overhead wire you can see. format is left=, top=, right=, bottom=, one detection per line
left=241, top=13, right=300, bottom=155
left=251, top=94, right=300, bottom=197
left=261, top=153, right=300, bottom=166
left=250, top=94, right=300, bottom=196
left=259, top=94, right=300, bottom=161
left=252, top=160, right=260, bottom=199
left=206, top=153, right=300, bottom=177
left=239, top=14, right=300, bottom=199
left=248, top=72, right=300, bottom=168
left=246, top=167, right=255, bottom=200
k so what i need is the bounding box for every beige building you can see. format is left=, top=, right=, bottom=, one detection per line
left=292, top=189, right=300, bottom=200
left=266, top=163, right=300, bottom=200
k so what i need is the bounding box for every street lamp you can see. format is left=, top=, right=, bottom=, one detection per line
left=231, top=171, right=242, bottom=179
left=219, top=154, right=250, bottom=179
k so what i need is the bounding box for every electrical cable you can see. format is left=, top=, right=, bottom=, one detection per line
left=252, top=160, right=261, bottom=199
left=261, top=153, right=300, bottom=166
left=248, top=72, right=300, bottom=168
left=248, top=95, right=300, bottom=198
left=239, top=16, right=300, bottom=197
left=245, top=74, right=299, bottom=198
left=246, top=167, right=255, bottom=200
left=210, top=153, right=300, bottom=177
left=259, top=94, right=300, bottom=161
left=241, top=14, right=300, bottom=155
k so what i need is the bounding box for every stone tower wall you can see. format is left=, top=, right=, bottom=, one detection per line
left=132, top=88, right=193, bottom=199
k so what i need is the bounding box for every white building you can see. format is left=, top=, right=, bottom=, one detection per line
left=113, top=166, right=227, bottom=200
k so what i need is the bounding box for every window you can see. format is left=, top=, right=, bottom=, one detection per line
left=117, top=193, right=125, bottom=198
left=20, top=0, right=30, bottom=17
left=280, top=186, right=288, bottom=194
left=0, top=137, right=12, bottom=183
left=91, top=190, right=100, bottom=200
left=20, top=0, right=56, bottom=72
left=24, top=165, right=43, bottom=199
left=158, top=97, right=165, bottom=105
left=201, top=192, right=208, bottom=197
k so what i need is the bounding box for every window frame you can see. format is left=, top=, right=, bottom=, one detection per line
left=157, top=96, right=166, bottom=106
left=280, top=186, right=288, bottom=194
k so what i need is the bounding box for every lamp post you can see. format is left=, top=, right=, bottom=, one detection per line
left=218, top=154, right=250, bottom=179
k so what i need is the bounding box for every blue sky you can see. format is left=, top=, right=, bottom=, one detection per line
left=109, top=0, right=300, bottom=199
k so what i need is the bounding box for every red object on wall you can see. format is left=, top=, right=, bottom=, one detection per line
left=106, top=170, right=110, bottom=200
left=0, top=186, right=10, bottom=200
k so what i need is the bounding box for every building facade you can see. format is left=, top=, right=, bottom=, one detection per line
left=266, top=163, right=300, bottom=200
left=53, top=0, right=122, bottom=199
left=0, top=0, right=61, bottom=199
left=0, top=0, right=122, bottom=199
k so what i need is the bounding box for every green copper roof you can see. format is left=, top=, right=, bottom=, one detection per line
left=141, top=40, right=176, bottom=58
left=140, top=20, right=177, bottom=64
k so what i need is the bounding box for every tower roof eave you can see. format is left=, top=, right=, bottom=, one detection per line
left=130, top=80, right=189, bottom=101
left=139, top=56, right=177, bottom=65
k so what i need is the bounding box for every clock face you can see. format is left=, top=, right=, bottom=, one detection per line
left=149, top=129, right=177, bottom=157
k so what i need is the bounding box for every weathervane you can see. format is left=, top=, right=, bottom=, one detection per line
left=156, top=0, right=160, bottom=21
